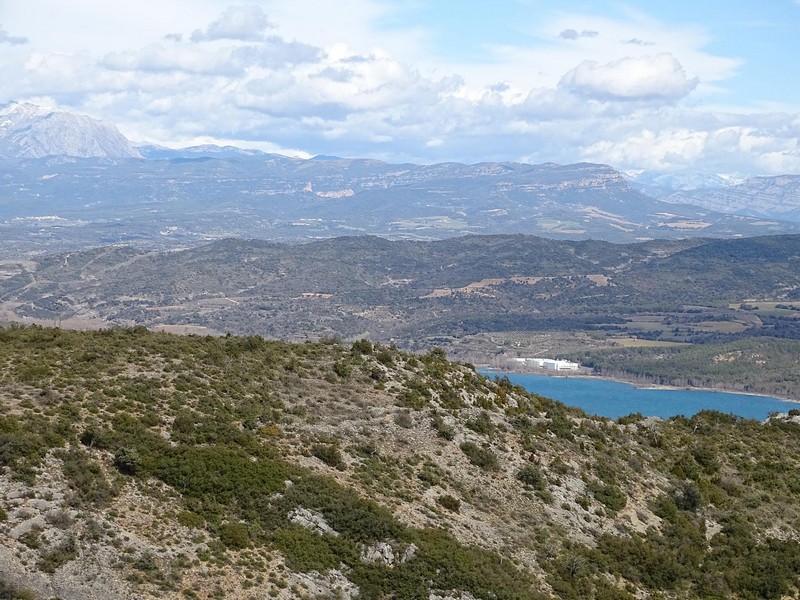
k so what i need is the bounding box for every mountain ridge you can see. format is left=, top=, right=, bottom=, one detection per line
left=0, top=103, right=798, bottom=253
left=664, top=174, right=800, bottom=221
left=2, top=152, right=797, bottom=258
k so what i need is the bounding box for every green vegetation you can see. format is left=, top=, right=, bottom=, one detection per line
left=436, top=495, right=461, bottom=512
left=459, top=442, right=500, bottom=471
left=579, top=337, right=800, bottom=399
left=516, top=464, right=547, bottom=490
left=586, top=481, right=627, bottom=513
left=0, top=325, right=798, bottom=599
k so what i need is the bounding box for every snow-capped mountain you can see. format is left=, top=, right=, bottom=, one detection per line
left=0, top=102, right=141, bottom=159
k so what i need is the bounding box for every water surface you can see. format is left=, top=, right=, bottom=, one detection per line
left=480, top=371, right=796, bottom=420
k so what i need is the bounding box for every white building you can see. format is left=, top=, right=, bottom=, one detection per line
left=511, top=357, right=580, bottom=371
left=541, top=359, right=580, bottom=371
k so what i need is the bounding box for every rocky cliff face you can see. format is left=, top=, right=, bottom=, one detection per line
left=0, top=102, right=141, bottom=159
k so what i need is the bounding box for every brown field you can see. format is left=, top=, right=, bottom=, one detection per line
left=730, top=301, right=800, bottom=310
left=694, top=321, right=749, bottom=334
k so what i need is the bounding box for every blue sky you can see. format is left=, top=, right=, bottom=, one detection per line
left=1, top=0, right=799, bottom=174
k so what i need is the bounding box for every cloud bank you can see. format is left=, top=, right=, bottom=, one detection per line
left=0, top=3, right=798, bottom=175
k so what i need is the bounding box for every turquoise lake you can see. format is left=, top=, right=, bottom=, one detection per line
left=479, top=371, right=797, bottom=420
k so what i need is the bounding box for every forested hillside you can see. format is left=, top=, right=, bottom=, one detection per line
left=576, top=338, right=800, bottom=400
left=2, top=233, right=798, bottom=398
left=0, top=326, right=799, bottom=599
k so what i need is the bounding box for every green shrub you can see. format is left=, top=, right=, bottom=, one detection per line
left=675, top=482, right=702, bottom=512
left=311, top=444, right=344, bottom=468
left=431, top=412, right=455, bottom=440
left=546, top=409, right=574, bottom=440
left=58, top=448, right=116, bottom=507
left=691, top=444, right=719, bottom=474
left=466, top=411, right=495, bottom=436
left=177, top=511, right=205, bottom=529
left=133, top=551, right=159, bottom=572
left=37, top=536, right=77, bottom=573
left=460, top=442, right=499, bottom=471
left=351, top=339, right=373, bottom=355
left=588, top=481, right=627, bottom=512
left=20, top=529, right=40, bottom=549
left=113, top=447, right=141, bottom=475
left=272, top=527, right=350, bottom=572
left=375, top=350, right=394, bottom=366
left=219, top=522, right=250, bottom=549
left=438, top=387, right=466, bottom=409
left=436, top=495, right=461, bottom=512
left=616, top=412, right=644, bottom=425
left=398, top=377, right=432, bottom=409
left=517, top=465, right=546, bottom=490
left=332, top=360, right=351, bottom=379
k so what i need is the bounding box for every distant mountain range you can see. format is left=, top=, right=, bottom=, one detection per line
left=663, top=175, right=800, bottom=221
left=622, top=170, right=746, bottom=194
left=0, top=102, right=799, bottom=256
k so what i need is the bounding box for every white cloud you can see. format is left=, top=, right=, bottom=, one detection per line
left=101, top=44, right=245, bottom=75
left=573, top=119, right=800, bottom=173
left=191, top=5, right=274, bottom=42
left=559, top=54, right=698, bottom=101
left=0, top=26, right=28, bottom=45
left=0, top=1, right=797, bottom=175
left=99, top=37, right=319, bottom=76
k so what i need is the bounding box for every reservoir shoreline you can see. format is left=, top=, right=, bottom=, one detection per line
left=478, top=367, right=800, bottom=412
left=478, top=368, right=800, bottom=420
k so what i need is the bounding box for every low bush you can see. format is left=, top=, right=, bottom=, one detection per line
left=431, top=412, right=455, bottom=440
left=466, top=411, right=495, bottom=437
left=219, top=522, right=250, bottom=549
left=460, top=442, right=499, bottom=471
left=436, top=495, right=461, bottom=512
left=517, top=465, right=546, bottom=490
left=311, top=444, right=344, bottom=468
left=587, top=481, right=627, bottom=512
left=37, top=536, right=77, bottom=573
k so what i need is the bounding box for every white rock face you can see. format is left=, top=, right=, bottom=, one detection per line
left=362, top=541, right=395, bottom=565
left=291, top=569, right=360, bottom=600
left=361, top=541, right=418, bottom=566
left=429, top=591, right=479, bottom=600
left=288, top=507, right=339, bottom=536
left=0, top=102, right=141, bottom=159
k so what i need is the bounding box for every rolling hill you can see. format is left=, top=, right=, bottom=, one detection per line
left=0, top=326, right=798, bottom=599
